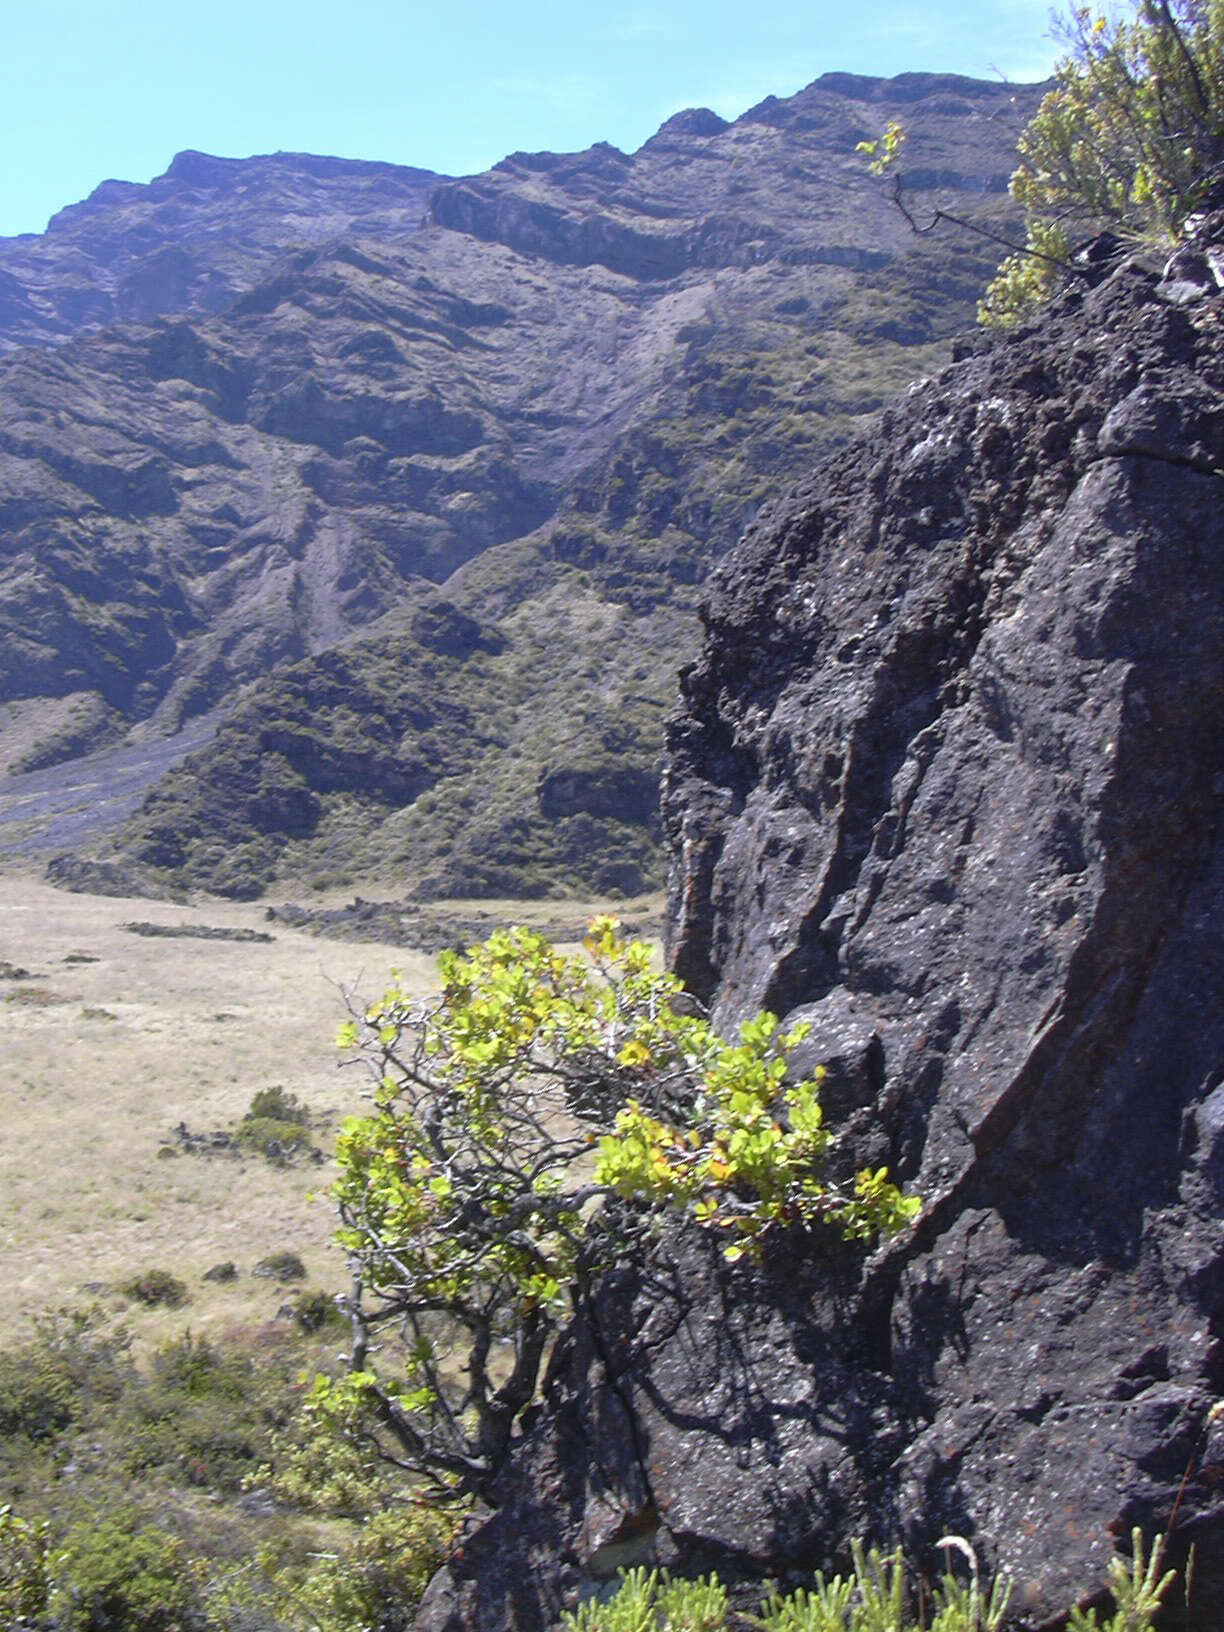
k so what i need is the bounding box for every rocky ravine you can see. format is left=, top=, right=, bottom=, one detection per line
left=413, top=220, right=1224, bottom=1625
left=0, top=73, right=1041, bottom=899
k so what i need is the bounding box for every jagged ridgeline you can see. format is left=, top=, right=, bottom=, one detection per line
left=0, top=74, right=1043, bottom=899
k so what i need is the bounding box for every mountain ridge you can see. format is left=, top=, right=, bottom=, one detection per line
left=0, top=70, right=1044, bottom=901
left=0, top=150, right=443, bottom=351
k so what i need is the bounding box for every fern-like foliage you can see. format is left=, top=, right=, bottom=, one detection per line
left=1065, top=1530, right=1177, bottom=1632
left=562, top=1539, right=1016, bottom=1632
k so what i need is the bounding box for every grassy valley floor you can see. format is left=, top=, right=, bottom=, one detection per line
left=0, top=873, right=662, bottom=1346
left=0, top=874, right=431, bottom=1348
left=0, top=871, right=663, bottom=1630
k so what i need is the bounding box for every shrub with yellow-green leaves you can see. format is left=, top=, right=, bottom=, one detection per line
left=1013, top=3, right=1224, bottom=238
left=596, top=1006, right=916, bottom=1261
left=861, top=4, right=1224, bottom=325
left=323, top=918, right=918, bottom=1502
left=981, top=0, right=1224, bottom=323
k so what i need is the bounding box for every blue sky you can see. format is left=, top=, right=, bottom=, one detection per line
left=2, top=0, right=1063, bottom=239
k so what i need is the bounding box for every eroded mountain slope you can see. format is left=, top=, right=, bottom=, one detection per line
left=0, top=149, right=442, bottom=350
left=0, top=72, right=1042, bottom=897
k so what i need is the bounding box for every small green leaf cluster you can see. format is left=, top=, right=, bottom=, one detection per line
left=976, top=219, right=1073, bottom=327
left=248, top=1383, right=387, bottom=1517
left=595, top=1008, right=918, bottom=1261
left=855, top=119, right=906, bottom=177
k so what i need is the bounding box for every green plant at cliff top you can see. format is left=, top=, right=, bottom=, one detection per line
left=982, top=0, right=1224, bottom=323
left=1021, top=3, right=1223, bottom=233
left=861, top=3, right=1224, bottom=325
left=319, top=918, right=918, bottom=1503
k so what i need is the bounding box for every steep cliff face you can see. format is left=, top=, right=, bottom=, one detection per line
left=415, top=224, right=1224, bottom=1627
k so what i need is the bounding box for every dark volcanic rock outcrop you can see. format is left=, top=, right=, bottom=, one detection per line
left=416, top=229, right=1224, bottom=1627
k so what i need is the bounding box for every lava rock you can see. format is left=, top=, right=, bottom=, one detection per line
left=421, top=225, right=1224, bottom=1627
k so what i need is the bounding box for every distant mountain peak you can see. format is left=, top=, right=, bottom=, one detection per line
left=647, top=107, right=729, bottom=143
left=166, top=148, right=443, bottom=186
left=0, top=151, right=446, bottom=349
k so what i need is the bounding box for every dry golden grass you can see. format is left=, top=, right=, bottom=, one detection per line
left=0, top=874, right=440, bottom=1352
left=0, top=876, right=663, bottom=1355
